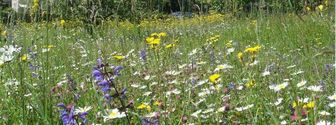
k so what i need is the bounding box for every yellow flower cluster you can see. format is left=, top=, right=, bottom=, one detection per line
left=146, top=32, right=167, bottom=49
left=206, top=35, right=220, bottom=44
left=137, top=103, right=151, bottom=111
left=292, top=101, right=315, bottom=109
left=209, top=73, right=220, bottom=84
left=237, top=45, right=261, bottom=64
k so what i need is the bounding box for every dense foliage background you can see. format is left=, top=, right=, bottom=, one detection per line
left=0, top=0, right=334, bottom=24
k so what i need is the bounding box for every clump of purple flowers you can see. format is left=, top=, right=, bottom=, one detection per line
left=92, top=57, right=132, bottom=123
left=57, top=103, right=88, bottom=125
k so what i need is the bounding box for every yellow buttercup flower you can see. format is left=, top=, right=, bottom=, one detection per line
left=209, top=73, right=221, bottom=84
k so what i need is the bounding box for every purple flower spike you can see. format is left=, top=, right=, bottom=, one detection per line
left=92, top=69, right=104, bottom=81
left=114, top=66, right=123, bottom=76
left=140, top=49, right=147, bottom=61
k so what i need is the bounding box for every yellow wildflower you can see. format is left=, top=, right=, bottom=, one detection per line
left=158, top=32, right=167, bottom=37
left=1, top=30, right=7, bottom=37
left=226, top=40, right=233, bottom=48
left=317, top=5, right=324, bottom=11
left=306, top=6, right=311, bottom=11
left=154, top=101, right=161, bottom=106
left=292, top=101, right=298, bottom=108
left=209, top=73, right=221, bottom=84
left=206, top=35, right=220, bottom=44
left=21, top=54, right=28, bottom=61
left=165, top=43, right=176, bottom=49
left=237, top=52, right=243, bottom=62
left=47, top=45, right=55, bottom=49
left=60, top=19, right=65, bottom=27
left=245, top=80, right=255, bottom=88
left=244, top=45, right=261, bottom=54
left=113, top=55, right=125, bottom=60
left=150, top=33, right=159, bottom=37
left=303, top=101, right=315, bottom=109
left=137, top=103, right=151, bottom=111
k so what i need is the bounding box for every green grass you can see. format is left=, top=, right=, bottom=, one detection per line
left=0, top=12, right=334, bottom=125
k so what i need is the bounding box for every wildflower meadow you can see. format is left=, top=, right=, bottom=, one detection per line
left=0, top=0, right=335, bottom=125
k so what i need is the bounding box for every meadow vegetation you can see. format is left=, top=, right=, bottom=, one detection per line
left=0, top=0, right=335, bottom=125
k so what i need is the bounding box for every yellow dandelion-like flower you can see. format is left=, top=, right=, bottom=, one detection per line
left=113, top=55, right=125, bottom=60
left=237, top=52, right=243, bottom=62
left=158, top=32, right=167, bottom=37
left=225, top=40, right=233, bottom=48
left=303, top=101, right=315, bottom=109
left=137, top=103, right=151, bottom=111
left=292, top=101, right=298, bottom=108
left=165, top=43, right=176, bottom=49
left=244, top=45, right=261, bottom=54
left=209, top=73, right=220, bottom=84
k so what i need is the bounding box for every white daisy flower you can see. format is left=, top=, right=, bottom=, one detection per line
left=316, top=120, right=333, bottom=125
left=269, top=82, right=289, bottom=92
left=327, top=94, right=336, bottom=101
left=103, top=108, right=126, bottom=122
left=262, top=70, right=270, bottom=77
left=297, top=80, right=307, bottom=88
left=319, top=111, right=331, bottom=116
left=235, top=104, right=254, bottom=112
left=307, top=85, right=323, bottom=92
left=328, top=102, right=336, bottom=107
left=191, top=110, right=202, bottom=118
left=75, top=106, right=92, bottom=114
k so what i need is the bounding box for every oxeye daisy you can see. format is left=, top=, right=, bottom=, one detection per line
left=104, top=108, right=126, bottom=122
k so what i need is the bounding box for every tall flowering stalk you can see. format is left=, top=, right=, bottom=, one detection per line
left=92, top=58, right=132, bottom=124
